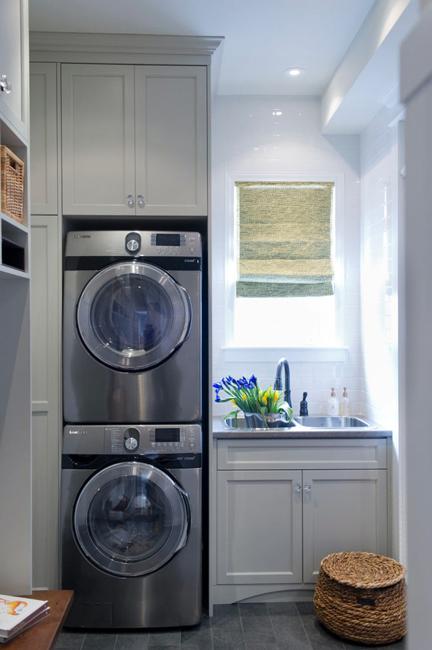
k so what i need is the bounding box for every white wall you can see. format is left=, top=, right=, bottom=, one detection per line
left=401, top=9, right=432, bottom=647
left=360, top=104, right=405, bottom=561
left=212, top=95, right=364, bottom=416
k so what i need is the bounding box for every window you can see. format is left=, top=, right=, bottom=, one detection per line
left=232, top=180, right=339, bottom=347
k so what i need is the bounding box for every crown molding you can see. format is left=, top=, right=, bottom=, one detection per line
left=30, top=31, right=223, bottom=60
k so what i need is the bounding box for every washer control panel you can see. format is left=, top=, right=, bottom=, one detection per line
left=106, top=424, right=202, bottom=454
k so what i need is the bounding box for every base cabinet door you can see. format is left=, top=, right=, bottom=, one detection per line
left=61, top=64, right=135, bottom=215
left=135, top=65, right=207, bottom=216
left=217, top=470, right=303, bottom=585
left=302, top=469, right=388, bottom=583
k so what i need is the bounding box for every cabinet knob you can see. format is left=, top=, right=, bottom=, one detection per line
left=295, top=483, right=302, bottom=494
left=304, top=484, right=312, bottom=495
left=127, top=194, right=135, bottom=208
left=137, top=194, right=145, bottom=208
left=0, top=74, right=12, bottom=94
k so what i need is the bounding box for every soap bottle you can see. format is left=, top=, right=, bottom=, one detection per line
left=327, top=388, right=339, bottom=416
left=340, top=387, right=349, bottom=416
left=300, top=392, right=308, bottom=416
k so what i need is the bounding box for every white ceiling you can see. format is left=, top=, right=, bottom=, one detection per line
left=29, top=0, right=376, bottom=95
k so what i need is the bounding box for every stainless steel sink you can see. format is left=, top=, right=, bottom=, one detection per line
left=294, top=416, right=370, bottom=428
left=223, top=414, right=372, bottom=431
left=223, top=415, right=295, bottom=431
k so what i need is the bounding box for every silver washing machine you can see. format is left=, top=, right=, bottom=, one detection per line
left=63, top=231, right=202, bottom=424
left=61, top=423, right=202, bottom=628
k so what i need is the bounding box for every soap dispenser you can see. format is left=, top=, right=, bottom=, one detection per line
left=327, top=388, right=339, bottom=416
left=340, top=387, right=350, bottom=416
left=300, top=392, right=308, bottom=416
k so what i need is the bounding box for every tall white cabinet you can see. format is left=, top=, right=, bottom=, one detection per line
left=30, top=63, right=61, bottom=590
left=29, top=32, right=220, bottom=589
left=0, top=0, right=32, bottom=595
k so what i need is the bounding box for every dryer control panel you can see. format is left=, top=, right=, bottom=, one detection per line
left=63, top=424, right=202, bottom=455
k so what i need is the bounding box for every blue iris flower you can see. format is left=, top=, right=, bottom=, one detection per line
left=213, top=373, right=260, bottom=404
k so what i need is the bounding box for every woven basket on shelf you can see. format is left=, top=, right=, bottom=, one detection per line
left=0, top=145, right=25, bottom=223
left=314, top=552, right=406, bottom=646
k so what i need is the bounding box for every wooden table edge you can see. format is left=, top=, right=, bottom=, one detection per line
left=4, top=590, right=74, bottom=650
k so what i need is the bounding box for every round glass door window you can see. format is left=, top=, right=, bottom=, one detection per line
left=77, top=262, right=191, bottom=371
left=74, top=462, right=189, bottom=577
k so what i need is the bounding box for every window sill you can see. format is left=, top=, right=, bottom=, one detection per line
left=220, top=346, right=349, bottom=363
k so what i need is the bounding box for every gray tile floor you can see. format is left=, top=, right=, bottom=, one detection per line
left=54, top=602, right=407, bottom=650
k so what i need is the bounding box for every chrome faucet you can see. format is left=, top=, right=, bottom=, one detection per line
left=274, top=358, right=292, bottom=407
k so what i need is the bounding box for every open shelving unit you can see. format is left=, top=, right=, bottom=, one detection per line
left=0, top=211, right=30, bottom=279
left=0, top=112, right=30, bottom=278
left=0, top=0, right=32, bottom=594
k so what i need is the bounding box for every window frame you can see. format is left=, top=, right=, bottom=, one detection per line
left=222, top=171, right=347, bottom=360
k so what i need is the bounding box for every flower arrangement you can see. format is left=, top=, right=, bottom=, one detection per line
left=213, top=375, right=294, bottom=427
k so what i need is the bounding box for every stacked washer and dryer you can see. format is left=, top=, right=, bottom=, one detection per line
left=61, top=231, right=203, bottom=628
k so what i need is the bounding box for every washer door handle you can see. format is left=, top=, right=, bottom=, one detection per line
left=173, top=484, right=191, bottom=554
left=178, top=285, right=192, bottom=344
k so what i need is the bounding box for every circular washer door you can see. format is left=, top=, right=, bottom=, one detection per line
left=74, top=461, right=190, bottom=577
left=77, top=261, right=191, bottom=371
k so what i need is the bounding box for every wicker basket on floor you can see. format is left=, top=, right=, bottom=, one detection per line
left=314, top=552, right=406, bottom=646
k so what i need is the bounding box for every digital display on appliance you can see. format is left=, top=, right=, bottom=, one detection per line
left=155, top=233, right=181, bottom=246
left=155, top=428, right=180, bottom=442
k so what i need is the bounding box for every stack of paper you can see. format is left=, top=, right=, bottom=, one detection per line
left=0, top=594, right=50, bottom=644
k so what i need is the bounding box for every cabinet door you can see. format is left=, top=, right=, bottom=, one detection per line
left=62, top=64, right=135, bottom=215
left=135, top=66, right=207, bottom=216
left=217, top=470, right=302, bottom=584
left=30, top=63, right=58, bottom=214
left=303, top=469, right=388, bottom=583
left=31, top=216, right=60, bottom=588
left=0, top=0, right=28, bottom=136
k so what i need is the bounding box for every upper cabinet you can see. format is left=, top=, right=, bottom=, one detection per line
left=0, top=0, right=28, bottom=138
left=30, top=63, right=58, bottom=214
left=134, top=66, right=207, bottom=216
left=62, top=64, right=135, bottom=216
left=61, top=64, right=207, bottom=217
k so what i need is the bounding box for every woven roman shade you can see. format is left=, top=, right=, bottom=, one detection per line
left=236, top=181, right=334, bottom=297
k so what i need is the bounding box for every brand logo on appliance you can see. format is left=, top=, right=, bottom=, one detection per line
left=68, top=429, right=86, bottom=435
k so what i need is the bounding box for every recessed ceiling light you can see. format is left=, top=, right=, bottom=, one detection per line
left=286, top=67, right=303, bottom=77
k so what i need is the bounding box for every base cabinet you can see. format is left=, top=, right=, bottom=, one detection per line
left=214, top=439, right=389, bottom=601
left=302, top=469, right=388, bottom=583
left=217, top=470, right=303, bottom=585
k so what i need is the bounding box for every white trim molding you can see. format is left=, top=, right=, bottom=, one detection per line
left=30, top=32, right=224, bottom=64
left=221, top=346, right=349, bottom=364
